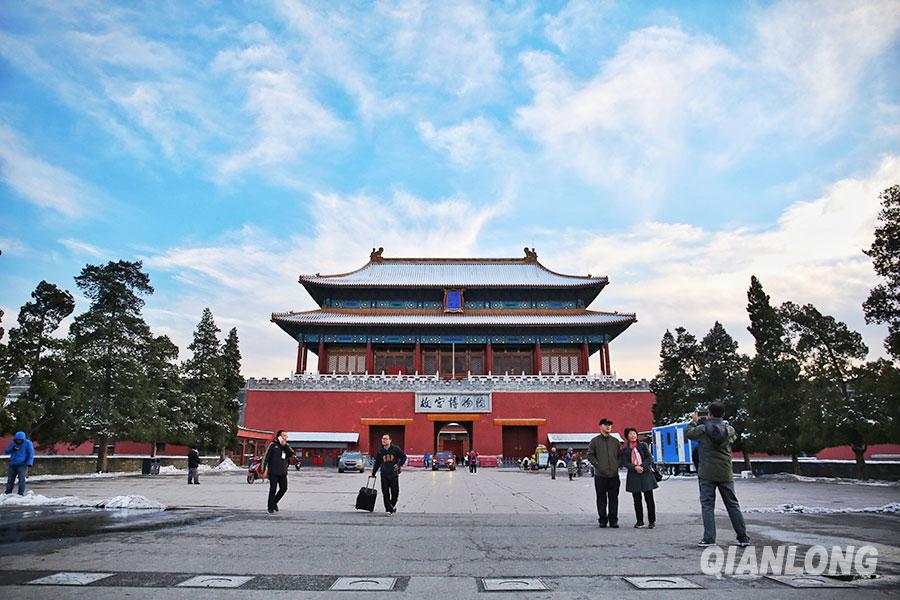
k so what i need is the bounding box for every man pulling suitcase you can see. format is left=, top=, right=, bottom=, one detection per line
left=371, top=434, right=407, bottom=515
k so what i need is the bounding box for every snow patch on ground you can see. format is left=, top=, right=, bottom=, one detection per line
left=158, top=464, right=213, bottom=475
left=28, top=471, right=141, bottom=482
left=213, top=458, right=243, bottom=472
left=0, top=491, right=166, bottom=510
left=759, top=473, right=900, bottom=487
left=744, top=502, right=900, bottom=514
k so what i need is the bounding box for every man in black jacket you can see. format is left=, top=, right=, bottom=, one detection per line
left=263, top=430, right=296, bottom=514
left=187, top=446, right=200, bottom=485
left=371, top=434, right=407, bottom=515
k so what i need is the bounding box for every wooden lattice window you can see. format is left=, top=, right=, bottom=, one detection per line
left=423, top=346, right=485, bottom=378
left=374, top=346, right=414, bottom=375
left=540, top=348, right=581, bottom=375
left=492, top=348, right=534, bottom=375
left=327, top=346, right=367, bottom=374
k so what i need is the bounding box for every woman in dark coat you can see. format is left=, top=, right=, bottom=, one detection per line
left=622, top=427, right=658, bottom=528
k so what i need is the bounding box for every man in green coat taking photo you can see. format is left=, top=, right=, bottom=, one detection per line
left=686, top=402, right=751, bottom=547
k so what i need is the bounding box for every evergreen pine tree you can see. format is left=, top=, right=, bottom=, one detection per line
left=0, top=309, right=10, bottom=432
left=746, top=276, right=804, bottom=472
left=217, top=327, right=244, bottom=459
left=3, top=281, right=76, bottom=442
left=183, top=308, right=230, bottom=458
left=69, top=261, right=154, bottom=472
left=650, top=327, right=703, bottom=425
left=782, top=302, right=871, bottom=477
left=133, top=334, right=194, bottom=456
left=863, top=185, right=900, bottom=360
left=698, top=321, right=752, bottom=469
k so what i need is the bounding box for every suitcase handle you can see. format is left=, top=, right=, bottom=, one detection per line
left=366, top=475, right=376, bottom=489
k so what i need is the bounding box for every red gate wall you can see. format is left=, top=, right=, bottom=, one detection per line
left=242, top=389, right=655, bottom=456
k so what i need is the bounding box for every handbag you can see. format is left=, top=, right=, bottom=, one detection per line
left=649, top=463, right=664, bottom=482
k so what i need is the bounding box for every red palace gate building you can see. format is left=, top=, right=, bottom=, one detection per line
left=240, top=248, right=654, bottom=467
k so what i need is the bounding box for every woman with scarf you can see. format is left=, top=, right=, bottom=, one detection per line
left=622, top=428, right=658, bottom=528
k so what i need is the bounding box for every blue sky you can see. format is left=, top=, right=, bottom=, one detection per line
left=1, top=0, right=899, bottom=378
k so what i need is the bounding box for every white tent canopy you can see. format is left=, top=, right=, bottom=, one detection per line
left=286, top=432, right=359, bottom=443
left=547, top=432, right=623, bottom=444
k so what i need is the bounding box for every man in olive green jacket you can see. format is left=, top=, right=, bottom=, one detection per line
left=686, top=402, right=750, bottom=547
left=586, top=418, right=622, bottom=527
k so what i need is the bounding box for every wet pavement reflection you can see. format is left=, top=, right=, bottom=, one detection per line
left=0, top=506, right=218, bottom=545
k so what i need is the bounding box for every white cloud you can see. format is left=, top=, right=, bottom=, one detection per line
left=517, top=27, right=734, bottom=210
left=752, top=0, right=900, bottom=130
left=384, top=0, right=503, bottom=97
left=0, top=125, right=100, bottom=218
left=542, top=156, right=900, bottom=378
left=417, top=117, right=511, bottom=167
left=58, top=238, right=107, bottom=257
left=216, top=68, right=347, bottom=178
left=143, top=191, right=501, bottom=375
left=544, top=0, right=615, bottom=54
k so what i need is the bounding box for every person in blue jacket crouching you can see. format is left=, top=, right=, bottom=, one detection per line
left=5, top=431, right=35, bottom=496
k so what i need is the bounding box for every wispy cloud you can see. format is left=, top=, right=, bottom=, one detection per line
left=143, top=190, right=502, bottom=374
left=58, top=238, right=107, bottom=257
left=540, top=155, right=900, bottom=377
left=0, top=124, right=101, bottom=218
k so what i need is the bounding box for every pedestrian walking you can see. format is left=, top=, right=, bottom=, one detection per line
left=4, top=431, right=34, bottom=496
left=262, top=430, right=295, bottom=514
left=372, top=434, right=407, bottom=515
left=423, top=452, right=432, bottom=469
left=567, top=450, right=578, bottom=481
left=586, top=418, right=622, bottom=528
left=622, top=428, right=657, bottom=528
left=686, top=402, right=751, bottom=547
left=187, top=445, right=200, bottom=485
left=548, top=447, right=559, bottom=480
left=468, top=449, right=479, bottom=473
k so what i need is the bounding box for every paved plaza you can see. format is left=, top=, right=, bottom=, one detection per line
left=1, top=468, right=898, bottom=598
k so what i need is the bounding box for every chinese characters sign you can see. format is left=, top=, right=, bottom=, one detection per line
left=415, top=393, right=492, bottom=413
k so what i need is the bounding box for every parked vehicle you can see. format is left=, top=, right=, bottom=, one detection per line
left=432, top=451, right=456, bottom=471
left=338, top=451, right=366, bottom=473
left=247, top=458, right=267, bottom=484
left=650, top=423, right=698, bottom=475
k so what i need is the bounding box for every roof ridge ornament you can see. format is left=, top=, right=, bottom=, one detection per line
left=370, top=247, right=385, bottom=262
left=523, top=247, right=537, bottom=262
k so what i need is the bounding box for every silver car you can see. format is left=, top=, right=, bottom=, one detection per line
left=338, top=451, right=365, bottom=473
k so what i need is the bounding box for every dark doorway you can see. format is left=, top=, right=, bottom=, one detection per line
left=369, top=425, right=405, bottom=456
left=432, top=420, right=474, bottom=457
left=502, top=426, right=538, bottom=461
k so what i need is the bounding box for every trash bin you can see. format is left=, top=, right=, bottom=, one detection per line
left=141, top=458, right=152, bottom=475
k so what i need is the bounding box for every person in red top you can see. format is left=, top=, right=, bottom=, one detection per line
left=467, top=449, right=479, bottom=473
left=622, top=427, right=658, bottom=528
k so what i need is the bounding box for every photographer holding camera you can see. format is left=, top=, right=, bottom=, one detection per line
left=686, top=402, right=751, bottom=547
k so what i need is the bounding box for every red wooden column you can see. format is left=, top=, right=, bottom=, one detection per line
left=534, top=341, right=542, bottom=375
left=486, top=342, right=493, bottom=374
left=317, top=340, right=327, bottom=373
left=296, top=341, right=305, bottom=374
left=603, top=343, right=611, bottom=375
left=581, top=342, right=590, bottom=375
left=414, top=341, right=422, bottom=374
left=365, top=341, right=374, bottom=374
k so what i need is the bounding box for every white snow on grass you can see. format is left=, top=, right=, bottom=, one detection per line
left=0, top=491, right=166, bottom=510
left=759, top=473, right=900, bottom=487
left=744, top=502, right=900, bottom=514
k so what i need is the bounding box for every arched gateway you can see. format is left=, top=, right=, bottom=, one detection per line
left=239, top=249, right=654, bottom=465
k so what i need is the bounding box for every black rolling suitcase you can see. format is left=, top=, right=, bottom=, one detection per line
left=355, top=476, right=378, bottom=512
